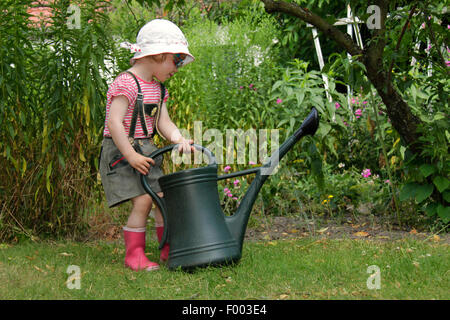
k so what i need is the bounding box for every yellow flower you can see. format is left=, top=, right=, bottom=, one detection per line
left=328, top=195, right=334, bottom=199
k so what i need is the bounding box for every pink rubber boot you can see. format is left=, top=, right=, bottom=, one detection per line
left=123, top=227, right=159, bottom=271
left=156, top=226, right=170, bottom=263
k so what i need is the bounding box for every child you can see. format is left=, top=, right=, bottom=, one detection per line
left=99, top=19, right=195, bottom=271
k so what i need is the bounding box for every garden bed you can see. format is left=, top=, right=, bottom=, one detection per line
left=245, top=215, right=450, bottom=244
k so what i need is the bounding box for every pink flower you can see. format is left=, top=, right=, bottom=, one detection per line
left=233, top=179, right=240, bottom=186
left=227, top=193, right=233, bottom=197
left=239, top=86, right=244, bottom=89
left=384, top=179, right=390, bottom=184
left=224, top=188, right=230, bottom=194
left=276, top=98, right=282, bottom=104
left=232, top=197, right=238, bottom=200
left=446, top=61, right=450, bottom=67
left=249, top=84, right=254, bottom=89
left=335, top=102, right=340, bottom=109
left=362, top=101, right=368, bottom=105
left=362, top=169, right=371, bottom=178
left=249, top=161, right=256, bottom=165
left=224, top=166, right=231, bottom=173
left=355, top=109, right=362, bottom=119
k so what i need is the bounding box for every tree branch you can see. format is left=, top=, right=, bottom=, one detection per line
left=426, top=18, right=449, bottom=71
left=261, top=0, right=423, bottom=154
left=261, top=0, right=363, bottom=57
left=387, top=4, right=417, bottom=87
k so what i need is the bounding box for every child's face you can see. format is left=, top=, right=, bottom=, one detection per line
left=152, top=54, right=179, bottom=83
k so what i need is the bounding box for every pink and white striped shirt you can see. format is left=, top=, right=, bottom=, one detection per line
left=103, top=72, right=169, bottom=138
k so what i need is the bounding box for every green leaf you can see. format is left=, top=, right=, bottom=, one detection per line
left=410, top=85, right=417, bottom=103
left=433, top=113, right=445, bottom=121
left=295, top=92, right=304, bottom=106
left=316, top=122, right=331, bottom=137
left=419, top=164, right=436, bottom=178
left=400, top=146, right=406, bottom=160
left=436, top=205, right=450, bottom=223
left=399, top=182, right=417, bottom=201
left=46, top=162, right=52, bottom=194
left=433, top=176, right=449, bottom=193
left=424, top=203, right=437, bottom=217
left=415, top=184, right=434, bottom=203
left=443, top=191, right=450, bottom=203
left=8, top=124, right=15, bottom=139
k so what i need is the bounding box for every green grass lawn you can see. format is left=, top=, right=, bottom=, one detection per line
left=0, top=237, right=448, bottom=300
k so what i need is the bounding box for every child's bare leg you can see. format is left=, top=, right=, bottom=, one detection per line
left=153, top=192, right=164, bottom=226
left=127, top=194, right=153, bottom=228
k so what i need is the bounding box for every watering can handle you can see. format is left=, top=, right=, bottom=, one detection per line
left=144, top=143, right=217, bottom=165
left=140, top=143, right=217, bottom=249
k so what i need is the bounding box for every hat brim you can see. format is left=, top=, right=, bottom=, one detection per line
left=130, top=44, right=195, bottom=67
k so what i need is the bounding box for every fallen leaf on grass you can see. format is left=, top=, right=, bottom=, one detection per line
left=432, top=235, right=440, bottom=242
left=33, top=266, right=47, bottom=274
left=353, top=231, right=370, bottom=237
left=317, top=227, right=329, bottom=234
left=409, top=229, right=418, bottom=234
left=289, top=229, right=299, bottom=234
left=279, top=294, right=289, bottom=300
left=60, top=252, right=73, bottom=257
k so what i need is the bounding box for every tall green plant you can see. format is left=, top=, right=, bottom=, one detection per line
left=165, top=6, right=281, bottom=146
left=0, top=0, right=114, bottom=240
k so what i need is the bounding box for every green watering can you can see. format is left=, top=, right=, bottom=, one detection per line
left=141, top=108, right=319, bottom=270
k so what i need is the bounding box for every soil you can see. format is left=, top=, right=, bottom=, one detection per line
left=244, top=214, right=450, bottom=244
left=88, top=213, right=449, bottom=244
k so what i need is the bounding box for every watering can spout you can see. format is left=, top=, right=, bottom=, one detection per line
left=224, top=107, right=319, bottom=251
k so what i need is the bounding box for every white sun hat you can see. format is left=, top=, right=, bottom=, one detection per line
left=120, top=19, right=195, bottom=67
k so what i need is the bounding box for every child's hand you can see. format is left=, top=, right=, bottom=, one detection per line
left=177, top=138, right=195, bottom=154
left=127, top=152, right=156, bottom=175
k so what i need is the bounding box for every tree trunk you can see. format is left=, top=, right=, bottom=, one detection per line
left=363, top=57, right=421, bottom=152
left=261, top=0, right=422, bottom=154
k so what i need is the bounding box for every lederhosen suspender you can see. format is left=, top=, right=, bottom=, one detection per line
left=101, top=72, right=165, bottom=172
left=124, top=71, right=165, bottom=143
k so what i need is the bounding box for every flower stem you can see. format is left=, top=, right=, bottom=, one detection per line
left=370, top=88, right=401, bottom=228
